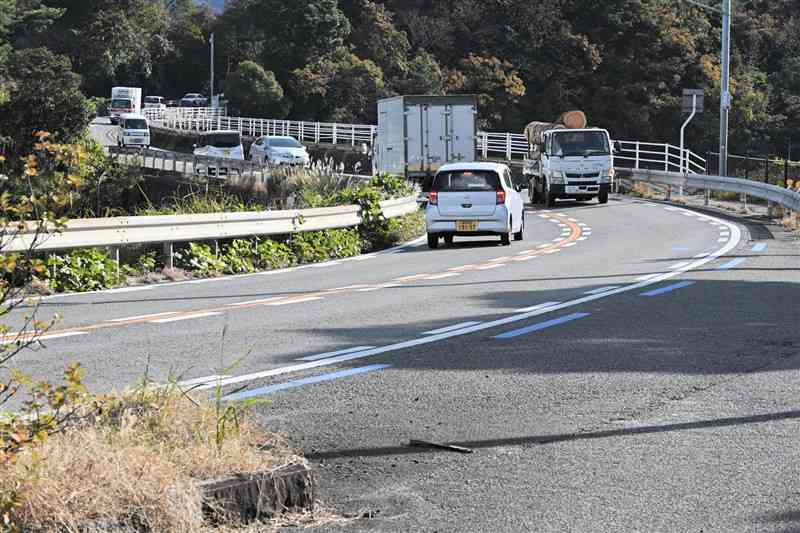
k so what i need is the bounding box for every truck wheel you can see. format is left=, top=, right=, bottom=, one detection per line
left=545, top=187, right=557, bottom=208
left=530, top=185, right=539, bottom=204
left=427, top=233, right=439, bottom=249
left=514, top=218, right=524, bottom=241
left=599, top=191, right=609, bottom=204
left=444, top=235, right=454, bottom=245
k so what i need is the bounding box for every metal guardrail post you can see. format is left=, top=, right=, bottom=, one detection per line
left=664, top=145, right=669, bottom=171
left=635, top=141, right=640, bottom=169
left=163, top=242, right=174, bottom=270
left=506, top=133, right=512, bottom=161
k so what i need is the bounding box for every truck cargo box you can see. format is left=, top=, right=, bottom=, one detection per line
left=374, top=95, right=477, bottom=180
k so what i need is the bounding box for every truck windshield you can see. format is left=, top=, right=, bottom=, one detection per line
left=433, top=170, right=500, bottom=192
left=200, top=133, right=241, bottom=148
left=111, top=99, right=132, bottom=109
left=124, top=119, right=148, bottom=130
left=552, top=131, right=610, bottom=157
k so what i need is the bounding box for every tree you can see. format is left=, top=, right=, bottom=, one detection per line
left=226, top=60, right=286, bottom=118
left=450, top=54, right=526, bottom=129
left=217, top=0, right=350, bottom=82
left=0, top=48, right=91, bottom=157
left=291, top=50, right=386, bottom=123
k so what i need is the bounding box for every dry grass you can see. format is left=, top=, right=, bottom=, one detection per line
left=2, top=388, right=301, bottom=532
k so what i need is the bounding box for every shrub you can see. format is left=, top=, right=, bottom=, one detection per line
left=370, top=173, right=414, bottom=199
left=174, top=243, right=225, bottom=276
left=222, top=239, right=257, bottom=275
left=289, top=228, right=363, bottom=263
left=254, top=239, right=296, bottom=270
left=43, top=248, right=119, bottom=292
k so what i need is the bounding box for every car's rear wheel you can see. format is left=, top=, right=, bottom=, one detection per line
left=530, top=184, right=539, bottom=204
left=514, top=218, right=524, bottom=241
left=501, top=220, right=512, bottom=246
left=599, top=191, right=609, bottom=204
left=427, top=233, right=439, bottom=249
left=444, top=235, right=454, bottom=245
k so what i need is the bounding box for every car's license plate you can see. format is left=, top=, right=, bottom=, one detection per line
left=456, top=220, right=478, bottom=232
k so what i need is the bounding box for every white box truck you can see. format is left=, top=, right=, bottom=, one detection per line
left=373, top=95, right=477, bottom=186
left=109, top=87, right=142, bottom=124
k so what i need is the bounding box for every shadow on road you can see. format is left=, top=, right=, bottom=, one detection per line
left=307, top=409, right=800, bottom=460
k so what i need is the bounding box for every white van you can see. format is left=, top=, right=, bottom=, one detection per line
left=143, top=96, right=166, bottom=111
left=193, top=130, right=244, bottom=176
left=117, top=114, right=151, bottom=148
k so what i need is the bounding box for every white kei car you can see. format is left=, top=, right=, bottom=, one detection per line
left=425, top=162, right=525, bottom=249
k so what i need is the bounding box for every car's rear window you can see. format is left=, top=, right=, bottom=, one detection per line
left=433, top=171, right=500, bottom=192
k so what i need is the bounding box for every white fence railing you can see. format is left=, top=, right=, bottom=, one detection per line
left=147, top=108, right=708, bottom=174
left=615, top=141, right=706, bottom=175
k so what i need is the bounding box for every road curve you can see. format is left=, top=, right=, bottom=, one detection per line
left=8, top=196, right=800, bottom=531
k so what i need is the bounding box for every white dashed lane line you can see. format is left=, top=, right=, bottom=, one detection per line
left=150, top=312, right=222, bottom=324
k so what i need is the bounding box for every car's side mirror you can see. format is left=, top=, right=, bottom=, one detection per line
left=192, top=144, right=197, bottom=149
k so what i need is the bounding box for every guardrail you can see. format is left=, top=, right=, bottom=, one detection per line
left=109, top=146, right=271, bottom=182
left=620, top=167, right=800, bottom=212
left=3, top=196, right=420, bottom=268
left=146, top=108, right=708, bottom=174
left=108, top=146, right=373, bottom=183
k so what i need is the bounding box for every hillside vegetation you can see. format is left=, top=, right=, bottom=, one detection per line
left=0, top=0, right=798, bottom=159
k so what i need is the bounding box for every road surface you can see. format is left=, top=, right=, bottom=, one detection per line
left=6, top=196, right=800, bottom=532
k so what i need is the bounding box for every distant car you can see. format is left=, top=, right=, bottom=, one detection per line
left=143, top=96, right=166, bottom=111
left=249, top=135, right=310, bottom=166
left=117, top=114, right=150, bottom=148
left=425, top=162, right=525, bottom=249
left=180, top=93, right=208, bottom=107
left=193, top=130, right=244, bottom=177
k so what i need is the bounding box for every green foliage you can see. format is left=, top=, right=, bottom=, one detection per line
left=368, top=210, right=425, bottom=250
left=226, top=60, right=286, bottom=118
left=43, top=248, right=118, bottom=292
left=222, top=239, right=257, bottom=274
left=254, top=239, right=295, bottom=270
left=217, top=0, right=350, bottom=79
left=174, top=242, right=225, bottom=276
left=0, top=48, right=91, bottom=157
left=289, top=228, right=363, bottom=263
left=291, top=49, right=386, bottom=123
left=137, top=192, right=268, bottom=216
left=121, top=250, right=158, bottom=277
left=369, top=173, right=414, bottom=199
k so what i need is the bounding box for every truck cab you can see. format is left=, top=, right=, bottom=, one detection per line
left=524, top=128, right=615, bottom=206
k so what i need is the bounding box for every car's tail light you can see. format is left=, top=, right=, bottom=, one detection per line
left=429, top=191, right=438, bottom=205
left=496, top=190, right=506, bottom=204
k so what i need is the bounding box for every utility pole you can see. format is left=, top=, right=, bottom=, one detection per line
left=209, top=32, right=215, bottom=108
left=719, top=0, right=732, bottom=176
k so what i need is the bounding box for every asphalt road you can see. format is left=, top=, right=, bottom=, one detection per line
left=6, top=193, right=800, bottom=532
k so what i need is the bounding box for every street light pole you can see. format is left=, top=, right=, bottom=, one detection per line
left=719, top=0, right=732, bottom=176
left=209, top=33, right=215, bottom=108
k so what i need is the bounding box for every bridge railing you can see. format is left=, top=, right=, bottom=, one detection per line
left=148, top=109, right=708, bottom=174
left=614, top=140, right=706, bottom=174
